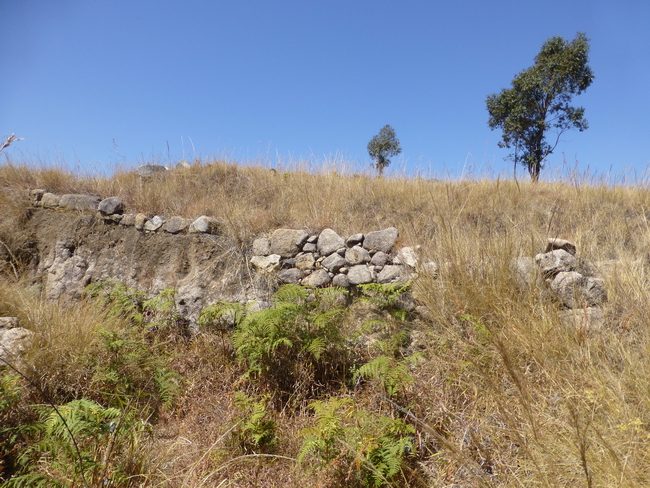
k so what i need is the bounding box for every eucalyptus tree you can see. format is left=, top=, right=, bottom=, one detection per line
left=486, top=32, right=594, bottom=181
left=367, top=125, right=402, bottom=176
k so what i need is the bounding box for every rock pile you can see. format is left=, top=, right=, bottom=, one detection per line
left=515, top=238, right=608, bottom=329
left=250, top=227, right=431, bottom=288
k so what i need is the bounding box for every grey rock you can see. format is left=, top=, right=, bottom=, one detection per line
left=271, top=228, right=309, bottom=257
left=363, top=227, right=399, bottom=253
left=137, top=164, right=169, bottom=178
left=30, top=189, right=45, bottom=203
left=302, top=269, right=331, bottom=287
left=295, top=252, right=316, bottom=270
left=306, top=235, right=318, bottom=243
left=278, top=268, right=304, bottom=284
left=134, top=213, right=148, bottom=231
left=332, top=273, right=350, bottom=288
left=396, top=246, right=418, bottom=269
left=370, top=251, right=389, bottom=267
left=250, top=254, right=281, bottom=273
left=545, top=238, right=577, bottom=256
left=189, top=216, right=222, bottom=234
left=0, top=326, right=34, bottom=367
left=252, top=237, right=272, bottom=256
left=345, top=245, right=370, bottom=265
left=513, top=257, right=538, bottom=287
left=535, top=249, right=577, bottom=278
left=176, top=159, right=191, bottom=169
left=163, top=216, right=188, bottom=234
left=98, top=197, right=124, bottom=215
left=322, top=253, right=346, bottom=273
left=119, top=213, right=136, bottom=226
left=59, top=194, right=101, bottom=211
left=377, top=265, right=411, bottom=284
left=303, top=242, right=317, bottom=252
left=0, top=317, right=19, bottom=329
left=346, top=233, right=364, bottom=247
left=40, top=192, right=61, bottom=207
left=144, top=215, right=166, bottom=232
left=317, top=228, right=345, bottom=256
left=550, top=271, right=607, bottom=308
left=347, top=265, right=373, bottom=285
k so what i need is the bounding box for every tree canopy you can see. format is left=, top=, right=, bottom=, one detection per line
left=367, top=125, right=402, bottom=176
left=486, top=32, right=594, bottom=181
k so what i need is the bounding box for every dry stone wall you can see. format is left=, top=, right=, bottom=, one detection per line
left=29, top=190, right=427, bottom=289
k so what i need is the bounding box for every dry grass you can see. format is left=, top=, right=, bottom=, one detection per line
left=2, top=158, right=650, bottom=486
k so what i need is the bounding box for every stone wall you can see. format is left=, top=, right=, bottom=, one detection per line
left=29, top=190, right=429, bottom=289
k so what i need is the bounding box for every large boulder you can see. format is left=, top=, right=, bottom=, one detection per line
left=345, top=246, right=370, bottom=266
left=270, top=229, right=309, bottom=258
left=347, top=265, right=373, bottom=285
left=163, top=216, right=189, bottom=234
left=363, top=227, right=399, bottom=254
left=322, top=253, right=346, bottom=273
left=550, top=271, right=607, bottom=308
left=59, top=194, right=101, bottom=211
left=252, top=237, right=272, bottom=256
left=98, top=197, right=124, bottom=215
left=278, top=268, right=304, bottom=284
left=0, top=317, right=34, bottom=368
left=137, top=164, right=169, bottom=178
left=317, top=228, right=345, bottom=256
left=250, top=254, right=282, bottom=273
left=377, top=265, right=411, bottom=284
left=189, top=216, right=222, bottom=234
left=302, top=269, right=331, bottom=288
left=535, top=249, right=577, bottom=278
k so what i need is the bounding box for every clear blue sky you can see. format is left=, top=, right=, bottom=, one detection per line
left=2, top=0, right=649, bottom=180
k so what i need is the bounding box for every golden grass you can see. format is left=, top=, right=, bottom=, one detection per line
left=2, top=158, right=650, bottom=485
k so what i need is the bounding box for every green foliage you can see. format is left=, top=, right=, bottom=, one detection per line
left=486, top=32, right=594, bottom=181
left=230, top=392, right=277, bottom=453
left=300, top=397, right=416, bottom=487
left=357, top=282, right=411, bottom=321
left=0, top=374, right=23, bottom=479
left=367, top=125, right=402, bottom=176
left=230, top=285, right=351, bottom=400
left=6, top=399, right=149, bottom=487
left=90, top=327, right=181, bottom=413
left=199, top=301, right=247, bottom=332
left=354, top=356, right=414, bottom=399
left=84, top=280, right=183, bottom=334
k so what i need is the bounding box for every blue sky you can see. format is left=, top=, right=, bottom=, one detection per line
left=2, top=0, right=649, bottom=180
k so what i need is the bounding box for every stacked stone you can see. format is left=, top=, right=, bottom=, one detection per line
left=250, top=227, right=422, bottom=288
left=534, top=238, right=606, bottom=309
left=514, top=238, right=607, bottom=330
left=29, top=190, right=222, bottom=236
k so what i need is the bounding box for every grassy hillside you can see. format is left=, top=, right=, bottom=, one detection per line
left=2, top=159, right=650, bottom=486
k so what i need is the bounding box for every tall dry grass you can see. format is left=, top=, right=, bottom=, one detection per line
left=2, top=158, right=650, bottom=485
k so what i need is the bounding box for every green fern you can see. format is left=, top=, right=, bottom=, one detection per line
left=354, top=356, right=414, bottom=398
left=6, top=399, right=149, bottom=487
left=231, top=392, right=277, bottom=453
left=229, top=286, right=350, bottom=400
left=300, top=397, right=416, bottom=486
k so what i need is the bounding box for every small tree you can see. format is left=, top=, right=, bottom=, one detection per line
left=486, top=32, right=594, bottom=182
left=367, top=125, right=402, bottom=176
